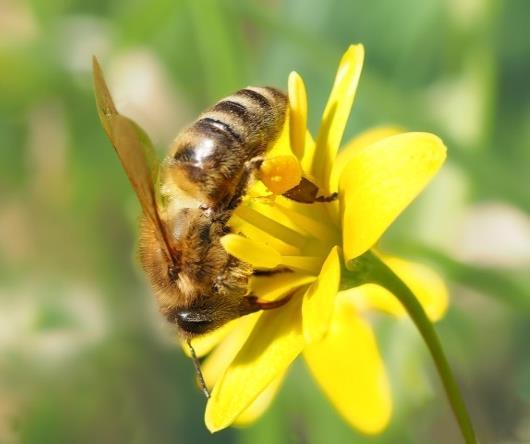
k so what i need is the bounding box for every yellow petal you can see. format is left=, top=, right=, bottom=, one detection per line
left=221, top=233, right=282, bottom=269
left=267, top=104, right=292, bottom=158
left=280, top=256, right=324, bottom=275
left=249, top=196, right=336, bottom=246
left=304, top=296, right=392, bottom=434
left=202, top=276, right=310, bottom=411
left=250, top=272, right=315, bottom=302
left=327, top=126, right=404, bottom=224
left=300, top=130, right=317, bottom=181
left=344, top=255, right=449, bottom=322
left=235, top=204, right=308, bottom=250
left=274, top=195, right=341, bottom=250
left=202, top=314, right=260, bottom=390
left=258, top=155, right=302, bottom=195
left=228, top=214, right=300, bottom=257
left=313, top=44, right=365, bottom=188
left=329, top=126, right=404, bottom=192
left=288, top=71, right=307, bottom=160
left=183, top=319, right=236, bottom=358
left=302, top=246, right=341, bottom=343
left=205, top=294, right=304, bottom=432
left=341, top=132, right=447, bottom=263
left=274, top=200, right=339, bottom=245
left=234, top=374, right=284, bottom=427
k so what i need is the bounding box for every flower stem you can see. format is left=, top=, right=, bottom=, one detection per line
left=361, top=251, right=477, bottom=444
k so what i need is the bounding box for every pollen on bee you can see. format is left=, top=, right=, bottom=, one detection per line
left=258, top=155, right=302, bottom=195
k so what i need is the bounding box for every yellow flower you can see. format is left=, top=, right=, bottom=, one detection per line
left=193, top=44, right=448, bottom=434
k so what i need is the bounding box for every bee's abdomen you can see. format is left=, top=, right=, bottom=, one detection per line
left=199, top=86, right=287, bottom=158
left=168, top=87, right=287, bottom=206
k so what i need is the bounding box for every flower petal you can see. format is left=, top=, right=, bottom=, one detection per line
left=274, top=197, right=338, bottom=243
left=221, top=233, right=282, bottom=269
left=280, top=256, right=324, bottom=275
left=234, top=374, right=285, bottom=427
left=235, top=204, right=308, bottom=250
left=267, top=104, right=293, bottom=158
left=313, top=44, right=365, bottom=188
left=202, top=314, right=260, bottom=390
left=304, top=296, right=392, bottom=434
left=301, top=130, right=317, bottom=179
left=229, top=214, right=300, bottom=256
left=288, top=71, right=307, bottom=160
left=183, top=319, right=236, bottom=358
left=248, top=197, right=336, bottom=248
left=329, top=126, right=404, bottom=192
left=327, top=126, right=404, bottom=224
left=344, top=254, right=449, bottom=322
left=341, top=132, right=447, bottom=263
left=205, top=294, right=304, bottom=432
left=251, top=272, right=315, bottom=302
left=302, top=246, right=341, bottom=343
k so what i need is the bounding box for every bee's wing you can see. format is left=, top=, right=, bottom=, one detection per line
left=92, top=56, right=174, bottom=261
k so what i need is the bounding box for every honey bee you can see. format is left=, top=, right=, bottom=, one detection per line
left=92, top=57, right=333, bottom=396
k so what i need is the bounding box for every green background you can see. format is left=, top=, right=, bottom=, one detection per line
left=1, top=0, right=529, bottom=443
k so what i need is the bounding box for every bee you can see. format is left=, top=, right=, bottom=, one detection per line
left=92, top=57, right=334, bottom=396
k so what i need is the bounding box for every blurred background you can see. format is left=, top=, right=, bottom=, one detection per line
left=1, top=0, right=529, bottom=443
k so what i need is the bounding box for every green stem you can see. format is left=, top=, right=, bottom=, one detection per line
left=357, top=251, right=477, bottom=444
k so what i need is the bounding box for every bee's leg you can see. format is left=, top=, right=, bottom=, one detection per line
left=239, top=292, right=293, bottom=315
left=185, top=339, right=210, bottom=399
left=282, top=177, right=338, bottom=204
left=252, top=266, right=293, bottom=276
left=223, top=156, right=264, bottom=212
left=314, top=192, right=339, bottom=202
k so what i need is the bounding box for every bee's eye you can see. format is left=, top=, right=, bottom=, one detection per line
left=174, top=310, right=214, bottom=335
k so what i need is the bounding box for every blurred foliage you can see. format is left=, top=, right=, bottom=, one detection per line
left=0, top=0, right=529, bottom=443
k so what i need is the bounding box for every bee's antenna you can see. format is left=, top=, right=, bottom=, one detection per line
left=186, top=338, right=210, bottom=399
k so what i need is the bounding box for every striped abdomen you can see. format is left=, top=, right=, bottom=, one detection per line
left=163, top=87, right=287, bottom=210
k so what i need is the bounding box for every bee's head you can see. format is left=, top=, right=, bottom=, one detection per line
left=166, top=295, right=260, bottom=336
left=171, top=308, right=217, bottom=335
